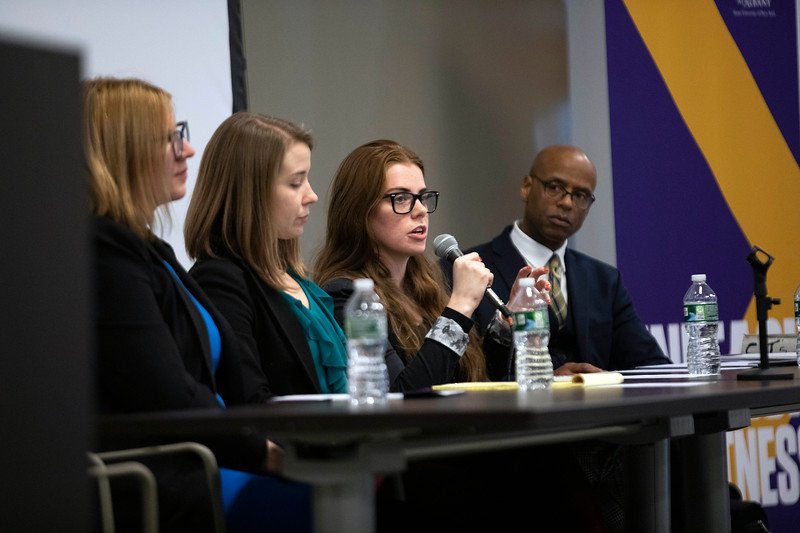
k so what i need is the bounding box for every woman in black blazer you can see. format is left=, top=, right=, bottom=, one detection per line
left=184, top=113, right=348, bottom=401
left=85, top=77, right=307, bottom=533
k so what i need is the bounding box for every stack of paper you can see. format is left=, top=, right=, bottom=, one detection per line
left=432, top=382, right=519, bottom=392
left=431, top=372, right=625, bottom=392
left=552, top=372, right=624, bottom=388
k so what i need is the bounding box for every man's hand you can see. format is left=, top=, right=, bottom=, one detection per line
left=509, top=265, right=551, bottom=305
left=265, top=439, right=284, bottom=474
left=554, top=362, right=603, bottom=376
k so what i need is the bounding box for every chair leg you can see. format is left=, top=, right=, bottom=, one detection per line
left=88, top=452, right=116, bottom=533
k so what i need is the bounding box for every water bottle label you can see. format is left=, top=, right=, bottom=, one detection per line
left=683, top=303, right=719, bottom=322
left=512, top=310, right=548, bottom=331
left=345, top=317, right=385, bottom=339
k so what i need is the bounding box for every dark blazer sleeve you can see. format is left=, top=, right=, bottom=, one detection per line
left=190, top=258, right=322, bottom=400
left=567, top=249, right=671, bottom=370
left=481, top=334, right=512, bottom=381
left=323, top=278, right=464, bottom=391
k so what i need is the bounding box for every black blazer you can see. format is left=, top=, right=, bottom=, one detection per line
left=445, top=225, right=670, bottom=371
left=92, top=216, right=264, bottom=472
left=189, top=256, right=324, bottom=399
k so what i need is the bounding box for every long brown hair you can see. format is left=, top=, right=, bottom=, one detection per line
left=315, top=140, right=488, bottom=381
left=184, top=112, right=313, bottom=289
left=83, top=77, right=173, bottom=238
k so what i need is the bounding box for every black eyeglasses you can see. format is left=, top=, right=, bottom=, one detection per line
left=169, top=121, right=190, bottom=158
left=382, top=190, right=439, bottom=214
left=530, top=175, right=595, bottom=210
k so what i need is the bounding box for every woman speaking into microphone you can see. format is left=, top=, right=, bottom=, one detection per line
left=313, top=139, right=599, bottom=532
left=314, top=139, right=547, bottom=389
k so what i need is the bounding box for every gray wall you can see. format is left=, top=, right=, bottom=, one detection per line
left=242, top=0, right=585, bottom=268
left=565, top=0, right=615, bottom=265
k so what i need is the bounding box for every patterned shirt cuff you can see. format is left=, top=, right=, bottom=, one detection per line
left=425, top=316, right=469, bottom=356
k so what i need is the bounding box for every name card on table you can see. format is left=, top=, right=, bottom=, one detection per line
left=740, top=334, right=797, bottom=354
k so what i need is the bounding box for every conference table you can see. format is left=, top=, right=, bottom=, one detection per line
left=97, top=366, right=800, bottom=533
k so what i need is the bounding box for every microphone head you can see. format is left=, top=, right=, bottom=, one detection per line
left=433, top=233, right=463, bottom=261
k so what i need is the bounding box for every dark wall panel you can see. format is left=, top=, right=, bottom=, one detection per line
left=0, top=37, right=91, bottom=531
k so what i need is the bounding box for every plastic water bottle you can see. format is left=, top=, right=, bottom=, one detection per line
left=683, top=274, right=721, bottom=375
left=510, top=277, right=553, bottom=390
left=794, top=284, right=800, bottom=366
left=344, top=278, right=389, bottom=405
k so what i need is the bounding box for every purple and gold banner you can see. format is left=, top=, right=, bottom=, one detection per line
left=606, top=0, right=799, bottom=528
left=726, top=412, right=800, bottom=530
left=607, top=0, right=799, bottom=359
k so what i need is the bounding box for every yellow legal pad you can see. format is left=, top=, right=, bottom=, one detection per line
left=432, top=372, right=624, bottom=392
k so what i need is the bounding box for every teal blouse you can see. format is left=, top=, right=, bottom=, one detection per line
left=279, top=273, right=348, bottom=393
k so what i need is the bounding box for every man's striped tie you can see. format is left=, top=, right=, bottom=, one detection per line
left=547, top=253, right=567, bottom=329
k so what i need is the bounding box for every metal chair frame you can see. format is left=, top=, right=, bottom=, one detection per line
left=87, top=441, right=226, bottom=533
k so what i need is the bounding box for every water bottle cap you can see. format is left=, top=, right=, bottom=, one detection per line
left=691, top=274, right=706, bottom=282
left=353, top=278, right=374, bottom=291
left=518, top=277, right=535, bottom=287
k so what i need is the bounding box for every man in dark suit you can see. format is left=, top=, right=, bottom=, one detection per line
left=441, top=145, right=672, bottom=532
left=454, top=144, right=670, bottom=373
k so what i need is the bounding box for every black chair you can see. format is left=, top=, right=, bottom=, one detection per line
left=729, top=483, right=770, bottom=533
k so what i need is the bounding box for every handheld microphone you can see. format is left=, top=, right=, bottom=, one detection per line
left=433, top=233, right=511, bottom=317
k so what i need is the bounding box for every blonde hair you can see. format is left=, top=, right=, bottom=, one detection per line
left=83, top=77, right=173, bottom=238
left=184, top=112, right=313, bottom=289
left=315, top=140, right=488, bottom=381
